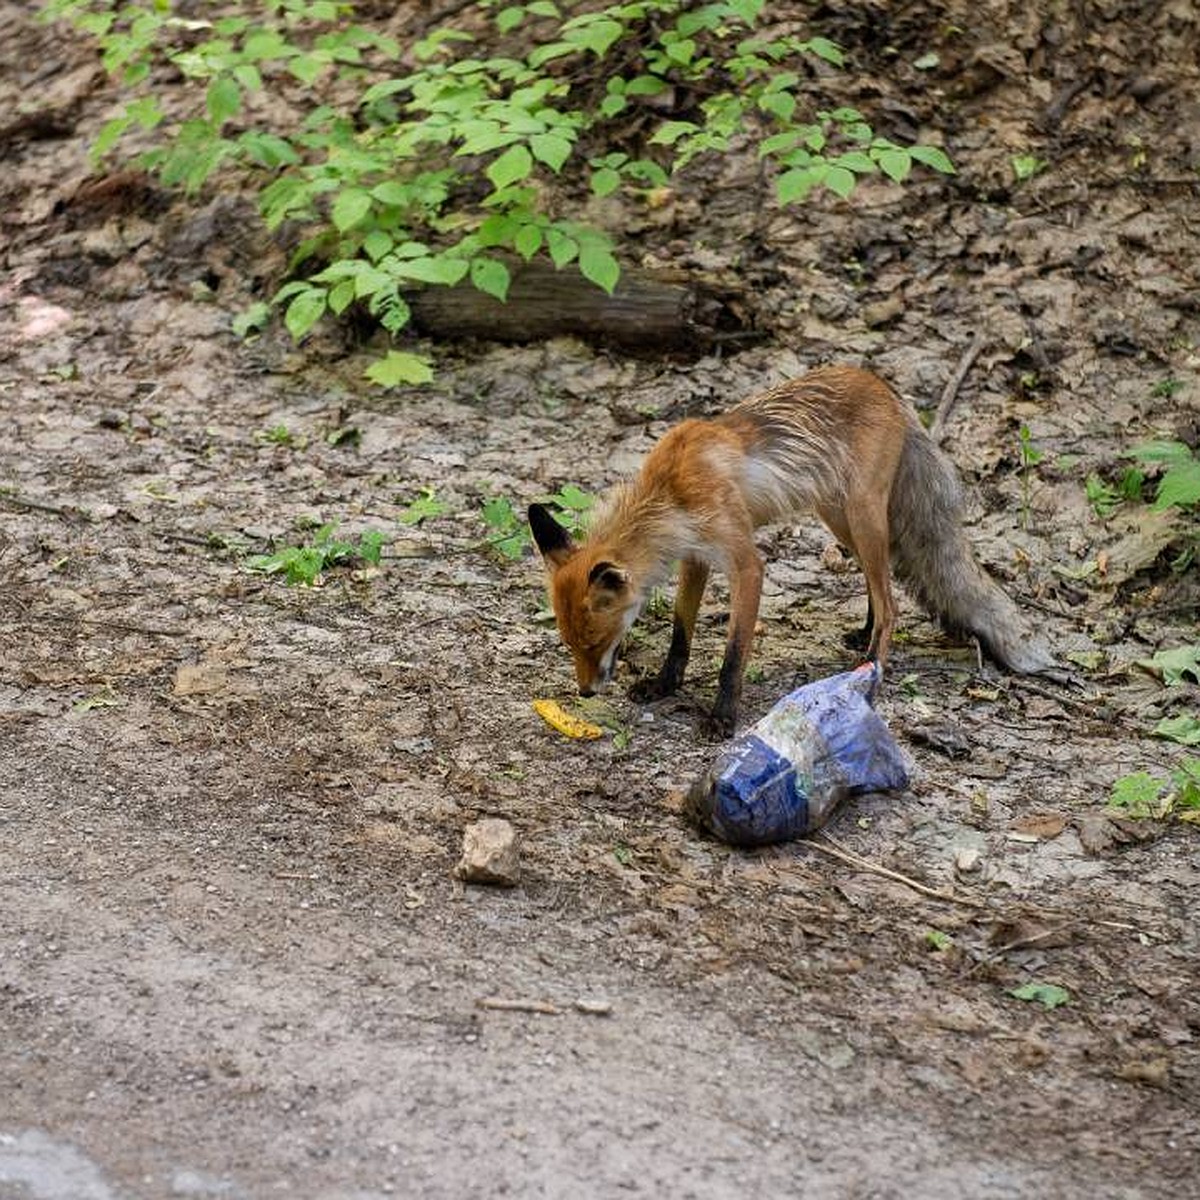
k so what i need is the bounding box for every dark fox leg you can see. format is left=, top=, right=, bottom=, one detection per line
left=630, top=557, right=709, bottom=702
left=843, top=594, right=875, bottom=653
left=708, top=546, right=764, bottom=736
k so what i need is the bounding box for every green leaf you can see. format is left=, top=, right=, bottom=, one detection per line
left=759, top=91, right=796, bottom=122
left=389, top=256, right=470, bottom=286
left=331, top=188, right=372, bottom=232
left=362, top=229, right=394, bottom=263
left=1138, top=645, right=1200, bottom=687
left=487, top=143, right=533, bottom=190
left=777, top=166, right=818, bottom=204
left=358, top=529, right=385, bottom=565
left=93, top=115, right=131, bottom=161
left=822, top=165, right=857, bottom=198
left=805, top=37, right=844, bottom=66
left=665, top=37, right=697, bottom=65
left=909, top=144, right=956, bottom=174
left=578, top=244, right=619, bottom=295
left=232, top=302, right=269, bottom=338
left=875, top=147, right=912, bottom=182
left=328, top=278, right=356, bottom=315
left=1008, top=982, right=1070, bottom=1010
left=530, top=132, right=572, bottom=172
left=284, top=289, right=327, bottom=341
left=590, top=166, right=621, bottom=197
left=835, top=151, right=877, bottom=174
left=364, top=351, right=434, bottom=387
left=649, top=120, right=699, bottom=146
left=514, top=223, right=543, bottom=260
left=370, top=181, right=410, bottom=207
left=398, top=486, right=449, bottom=526
left=626, top=74, right=669, bottom=96
left=546, top=228, right=578, bottom=268
left=288, top=55, right=324, bottom=85
left=528, top=40, right=574, bottom=68
left=1109, top=771, right=1166, bottom=816
left=1154, top=460, right=1200, bottom=510
left=496, top=6, right=525, bottom=33
left=471, top=257, right=511, bottom=301
left=567, top=17, right=622, bottom=57
left=1153, top=715, right=1200, bottom=746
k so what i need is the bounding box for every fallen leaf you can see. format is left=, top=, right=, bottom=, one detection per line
left=1010, top=812, right=1068, bottom=840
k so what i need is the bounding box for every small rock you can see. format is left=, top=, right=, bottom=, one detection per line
left=862, top=296, right=904, bottom=328
left=573, top=998, right=613, bottom=1017
left=455, top=818, right=520, bottom=887
left=955, top=847, right=982, bottom=873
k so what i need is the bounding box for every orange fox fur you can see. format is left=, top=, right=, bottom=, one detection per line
left=529, top=365, right=1054, bottom=732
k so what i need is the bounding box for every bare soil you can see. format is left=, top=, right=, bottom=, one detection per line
left=2, top=2, right=1198, bottom=1197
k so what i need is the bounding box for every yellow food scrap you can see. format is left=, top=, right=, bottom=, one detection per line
left=532, top=698, right=604, bottom=740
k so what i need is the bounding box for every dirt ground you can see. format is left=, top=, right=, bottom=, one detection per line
left=2, top=1, right=1198, bottom=1197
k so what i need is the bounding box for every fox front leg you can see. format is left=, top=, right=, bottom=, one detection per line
left=629, top=557, right=709, bottom=703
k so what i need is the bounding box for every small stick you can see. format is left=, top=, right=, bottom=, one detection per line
left=929, top=331, right=987, bottom=444
left=808, top=834, right=986, bottom=909
left=0, top=492, right=89, bottom=520
left=966, top=924, right=1075, bottom=976
left=476, top=996, right=561, bottom=1015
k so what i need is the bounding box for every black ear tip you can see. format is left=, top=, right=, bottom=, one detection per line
left=528, top=501, right=573, bottom=557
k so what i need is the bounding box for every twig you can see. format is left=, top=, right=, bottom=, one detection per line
left=929, top=332, right=987, bottom=445
left=79, top=615, right=187, bottom=638
left=476, top=996, right=561, bottom=1015
left=0, top=491, right=89, bottom=521
left=965, top=924, right=1076, bottom=976
left=808, top=834, right=986, bottom=909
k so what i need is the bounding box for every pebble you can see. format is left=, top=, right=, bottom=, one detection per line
left=955, top=847, right=982, bottom=873
left=455, top=818, right=520, bottom=887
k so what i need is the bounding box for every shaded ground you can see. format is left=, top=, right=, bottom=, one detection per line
left=2, top=1, right=1198, bottom=1197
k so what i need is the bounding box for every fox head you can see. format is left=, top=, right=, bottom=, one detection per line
left=528, top=503, right=640, bottom=696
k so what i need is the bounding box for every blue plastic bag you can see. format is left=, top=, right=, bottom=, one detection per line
left=686, top=663, right=909, bottom=846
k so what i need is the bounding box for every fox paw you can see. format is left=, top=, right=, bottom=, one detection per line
left=701, top=710, right=736, bottom=741
left=629, top=674, right=677, bottom=703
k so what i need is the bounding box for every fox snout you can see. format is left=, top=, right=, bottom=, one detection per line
left=574, top=644, right=618, bottom=696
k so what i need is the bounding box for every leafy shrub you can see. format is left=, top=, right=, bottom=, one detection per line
left=43, top=0, right=954, bottom=381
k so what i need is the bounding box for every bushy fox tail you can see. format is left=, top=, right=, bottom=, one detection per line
left=889, top=427, right=1056, bottom=673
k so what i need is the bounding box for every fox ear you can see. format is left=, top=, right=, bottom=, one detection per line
left=528, top=503, right=575, bottom=568
left=587, top=561, right=628, bottom=593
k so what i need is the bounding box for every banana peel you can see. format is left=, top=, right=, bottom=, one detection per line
left=532, top=698, right=604, bottom=740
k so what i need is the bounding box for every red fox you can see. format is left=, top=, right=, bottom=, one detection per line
left=529, top=365, right=1055, bottom=733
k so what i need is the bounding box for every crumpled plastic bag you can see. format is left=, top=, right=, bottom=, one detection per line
left=686, top=663, right=910, bottom=846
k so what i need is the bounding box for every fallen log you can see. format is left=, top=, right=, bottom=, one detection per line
left=406, top=260, right=753, bottom=353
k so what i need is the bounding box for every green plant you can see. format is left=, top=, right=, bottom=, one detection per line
left=1108, top=758, right=1200, bottom=822
left=481, top=495, right=532, bottom=560
left=1137, top=645, right=1200, bottom=687
left=1017, top=424, right=1043, bottom=530
left=246, top=520, right=384, bottom=585
left=1154, top=714, right=1200, bottom=746
left=259, top=423, right=298, bottom=446
left=539, top=482, right=594, bottom=538
left=1008, top=981, right=1070, bottom=1009
left=1085, top=466, right=1145, bottom=518
left=44, top=0, right=955, bottom=383
left=481, top=484, right=594, bottom=559
left=397, top=485, right=450, bottom=526
left=1011, top=154, right=1047, bottom=183
left=1125, top=441, right=1200, bottom=512
left=1151, top=377, right=1186, bottom=399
